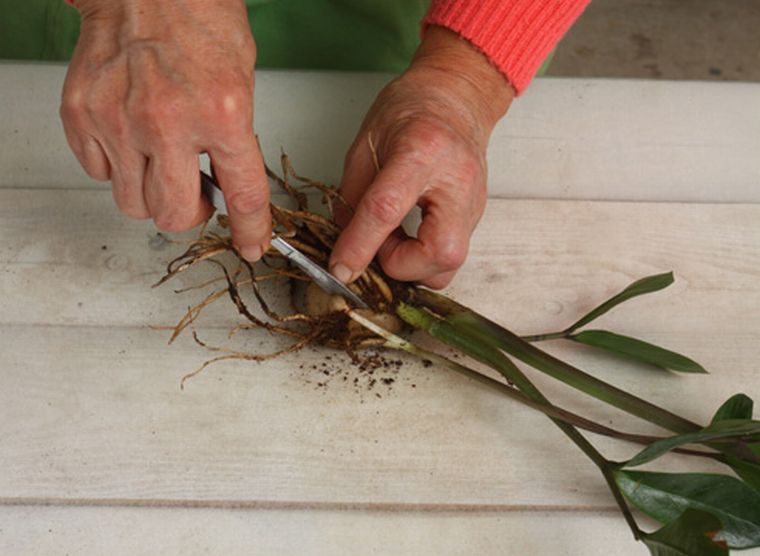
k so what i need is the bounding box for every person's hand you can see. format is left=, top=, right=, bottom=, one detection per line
left=60, top=0, right=270, bottom=261
left=329, top=26, right=514, bottom=289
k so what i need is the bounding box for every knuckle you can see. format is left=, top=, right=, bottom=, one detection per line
left=227, top=185, right=268, bottom=215
left=59, top=101, right=80, bottom=124
left=401, top=120, right=456, bottom=160
left=210, top=85, right=251, bottom=127
left=363, top=190, right=405, bottom=225
left=60, top=88, right=87, bottom=124
left=431, top=238, right=467, bottom=271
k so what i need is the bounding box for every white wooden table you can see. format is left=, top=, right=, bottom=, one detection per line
left=1, top=63, right=759, bottom=555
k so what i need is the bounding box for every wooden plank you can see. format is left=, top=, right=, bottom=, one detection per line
left=0, top=320, right=750, bottom=506
left=2, top=63, right=759, bottom=202
left=2, top=189, right=760, bottom=332
left=4, top=65, right=760, bottom=555
left=0, top=321, right=619, bottom=506
left=0, top=505, right=643, bottom=556
left=1, top=188, right=757, bottom=509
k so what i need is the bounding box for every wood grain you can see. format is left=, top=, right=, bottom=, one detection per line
left=3, top=64, right=759, bottom=202
left=0, top=505, right=639, bottom=556
left=2, top=68, right=760, bottom=552
left=1, top=189, right=758, bottom=518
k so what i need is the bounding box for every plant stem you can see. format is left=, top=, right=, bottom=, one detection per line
left=520, top=331, right=568, bottom=342
left=409, top=289, right=701, bottom=435
left=392, top=303, right=643, bottom=540
left=349, top=311, right=719, bottom=461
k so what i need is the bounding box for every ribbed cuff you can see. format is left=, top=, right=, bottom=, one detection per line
left=424, top=0, right=589, bottom=94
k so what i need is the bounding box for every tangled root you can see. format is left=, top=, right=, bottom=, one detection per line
left=156, top=153, right=409, bottom=387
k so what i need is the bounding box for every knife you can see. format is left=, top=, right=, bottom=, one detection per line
left=199, top=171, right=368, bottom=310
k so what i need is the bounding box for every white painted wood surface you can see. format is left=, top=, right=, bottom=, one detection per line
left=0, top=506, right=636, bottom=556
left=2, top=62, right=759, bottom=201
left=1, top=64, right=759, bottom=555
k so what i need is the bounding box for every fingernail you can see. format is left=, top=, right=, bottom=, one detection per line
left=240, top=245, right=262, bottom=261
left=331, top=263, right=353, bottom=284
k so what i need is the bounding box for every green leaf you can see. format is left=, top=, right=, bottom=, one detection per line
left=567, top=272, right=675, bottom=332
left=572, top=330, right=707, bottom=373
left=708, top=395, right=760, bottom=487
left=624, top=420, right=760, bottom=468
left=724, top=455, right=760, bottom=492
left=642, top=508, right=727, bottom=556
left=616, top=470, right=760, bottom=549
left=412, top=288, right=703, bottom=434
left=712, top=394, right=754, bottom=423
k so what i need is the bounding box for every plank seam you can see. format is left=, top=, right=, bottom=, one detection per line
left=0, top=497, right=619, bottom=514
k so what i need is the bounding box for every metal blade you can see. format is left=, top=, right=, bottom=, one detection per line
left=200, top=171, right=228, bottom=214
left=200, top=171, right=368, bottom=309
left=269, top=236, right=368, bottom=309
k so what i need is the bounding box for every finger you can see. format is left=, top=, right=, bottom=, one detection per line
left=60, top=102, right=111, bottom=181
left=143, top=150, right=211, bottom=232
left=80, top=135, right=112, bottom=181
left=329, top=156, right=433, bottom=283
left=105, top=143, right=150, bottom=219
left=209, top=135, right=270, bottom=261
left=64, top=129, right=112, bottom=182
left=375, top=189, right=476, bottom=284
left=422, top=270, right=457, bottom=290
left=334, top=137, right=377, bottom=228
left=373, top=225, right=453, bottom=287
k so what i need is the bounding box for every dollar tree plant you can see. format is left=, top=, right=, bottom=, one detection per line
left=157, top=155, right=760, bottom=555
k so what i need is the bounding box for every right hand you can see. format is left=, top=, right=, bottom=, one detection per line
left=61, top=0, right=271, bottom=261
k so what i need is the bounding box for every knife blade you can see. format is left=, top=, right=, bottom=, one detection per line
left=199, top=171, right=368, bottom=309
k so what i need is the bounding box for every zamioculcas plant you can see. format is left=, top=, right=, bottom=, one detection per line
left=157, top=153, right=760, bottom=556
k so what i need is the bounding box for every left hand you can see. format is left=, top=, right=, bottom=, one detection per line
left=329, top=26, right=514, bottom=289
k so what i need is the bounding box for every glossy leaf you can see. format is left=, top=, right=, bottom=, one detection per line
left=642, top=508, right=727, bottom=556
left=566, top=272, right=674, bottom=332
left=724, top=455, right=760, bottom=492
left=573, top=330, right=707, bottom=373
left=712, top=394, right=754, bottom=423
left=616, top=470, right=760, bottom=549
left=624, top=419, right=760, bottom=468
left=709, top=394, right=760, bottom=489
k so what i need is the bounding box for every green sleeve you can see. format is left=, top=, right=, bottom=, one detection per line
left=0, top=1, right=555, bottom=76
left=0, top=0, right=80, bottom=60
left=0, top=0, right=429, bottom=72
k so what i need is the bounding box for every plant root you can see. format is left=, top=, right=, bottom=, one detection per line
left=158, top=157, right=406, bottom=388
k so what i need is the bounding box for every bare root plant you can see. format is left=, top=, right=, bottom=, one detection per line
left=155, top=150, right=760, bottom=556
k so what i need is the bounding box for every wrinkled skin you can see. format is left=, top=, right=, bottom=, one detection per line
left=61, top=0, right=270, bottom=261
left=330, top=27, right=513, bottom=288
left=61, top=2, right=513, bottom=288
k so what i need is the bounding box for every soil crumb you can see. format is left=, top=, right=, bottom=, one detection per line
left=293, top=348, right=420, bottom=398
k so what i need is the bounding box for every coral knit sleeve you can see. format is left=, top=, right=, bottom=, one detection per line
left=424, top=0, right=590, bottom=95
